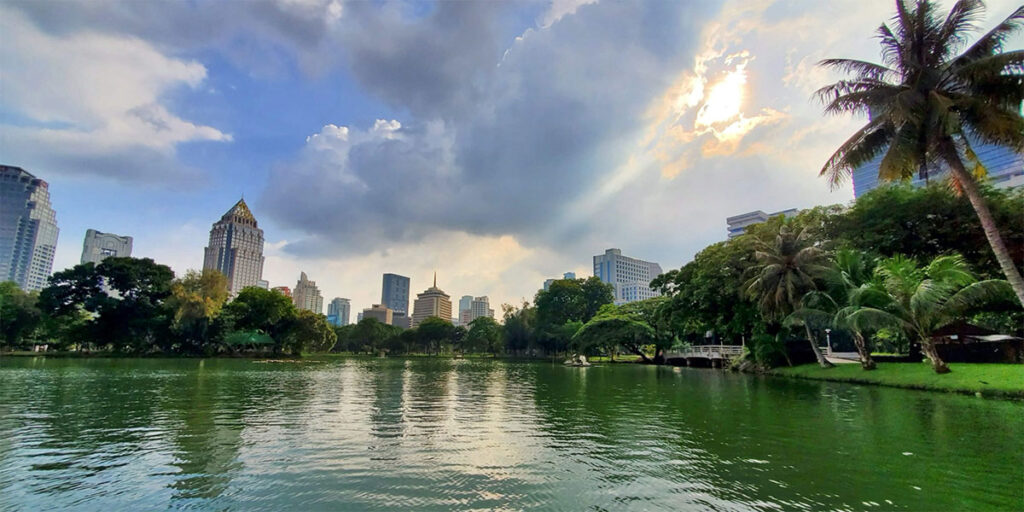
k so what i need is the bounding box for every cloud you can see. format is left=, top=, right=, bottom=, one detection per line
left=263, top=0, right=724, bottom=258
left=0, top=7, right=230, bottom=183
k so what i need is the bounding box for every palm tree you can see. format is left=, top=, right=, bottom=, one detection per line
left=816, top=0, right=1024, bottom=306
left=800, top=249, right=883, bottom=370
left=843, top=254, right=1013, bottom=373
left=745, top=224, right=834, bottom=368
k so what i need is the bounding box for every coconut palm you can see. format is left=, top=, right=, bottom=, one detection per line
left=842, top=254, right=1013, bottom=373
left=816, top=0, right=1024, bottom=306
left=745, top=224, right=833, bottom=368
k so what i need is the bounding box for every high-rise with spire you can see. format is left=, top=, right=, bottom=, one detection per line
left=203, top=198, right=265, bottom=295
left=411, top=272, right=453, bottom=328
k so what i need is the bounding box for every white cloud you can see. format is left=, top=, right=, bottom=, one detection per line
left=0, top=7, right=230, bottom=182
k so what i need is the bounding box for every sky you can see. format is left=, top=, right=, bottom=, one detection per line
left=2, top=0, right=1022, bottom=315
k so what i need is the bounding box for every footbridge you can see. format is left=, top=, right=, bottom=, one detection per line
left=665, top=345, right=744, bottom=367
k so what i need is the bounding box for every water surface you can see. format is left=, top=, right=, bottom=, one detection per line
left=1, top=357, right=1020, bottom=511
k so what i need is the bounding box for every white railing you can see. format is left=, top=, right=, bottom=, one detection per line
left=666, top=345, right=744, bottom=359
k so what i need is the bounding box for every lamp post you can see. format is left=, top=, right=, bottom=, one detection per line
left=824, top=328, right=833, bottom=356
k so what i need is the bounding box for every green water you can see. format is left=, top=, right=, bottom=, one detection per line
left=0, top=357, right=1020, bottom=511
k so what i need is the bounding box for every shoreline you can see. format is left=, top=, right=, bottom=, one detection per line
left=764, top=362, right=1024, bottom=399
left=6, top=352, right=1021, bottom=399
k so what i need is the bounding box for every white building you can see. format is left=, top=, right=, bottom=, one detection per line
left=469, top=296, right=495, bottom=323
left=203, top=199, right=265, bottom=295
left=0, top=166, right=58, bottom=291
left=725, top=208, right=799, bottom=239
left=593, top=248, right=662, bottom=305
left=81, top=229, right=132, bottom=265
left=293, top=272, right=324, bottom=314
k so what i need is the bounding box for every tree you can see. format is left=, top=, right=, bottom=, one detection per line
left=165, top=270, right=229, bottom=354
left=828, top=184, right=1024, bottom=277
left=502, top=302, right=535, bottom=355
left=465, top=316, right=502, bottom=355
left=842, top=254, right=1015, bottom=373
left=580, top=276, right=615, bottom=321
left=222, top=287, right=297, bottom=353
left=0, top=282, right=41, bottom=348
left=817, top=0, right=1024, bottom=305
left=573, top=305, right=656, bottom=363
left=826, top=249, right=882, bottom=370
left=416, top=316, right=455, bottom=355
left=745, top=224, right=834, bottom=368
left=283, top=310, right=337, bottom=355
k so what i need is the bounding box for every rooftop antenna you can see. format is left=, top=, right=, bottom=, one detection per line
left=433, top=271, right=437, bottom=288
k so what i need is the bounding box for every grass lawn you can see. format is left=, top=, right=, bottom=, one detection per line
left=771, top=362, right=1024, bottom=398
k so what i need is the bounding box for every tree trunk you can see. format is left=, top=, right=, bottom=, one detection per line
left=805, top=325, right=834, bottom=368
left=945, top=149, right=1024, bottom=307
left=852, top=332, right=876, bottom=370
left=919, top=338, right=950, bottom=374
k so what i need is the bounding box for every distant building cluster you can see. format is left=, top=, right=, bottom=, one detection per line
left=12, top=152, right=1020, bottom=321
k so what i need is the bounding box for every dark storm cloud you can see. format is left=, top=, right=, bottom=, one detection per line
left=262, top=0, right=724, bottom=256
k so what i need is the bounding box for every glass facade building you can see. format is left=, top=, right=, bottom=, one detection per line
left=0, top=165, right=58, bottom=291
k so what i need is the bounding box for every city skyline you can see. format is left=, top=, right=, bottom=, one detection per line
left=1, top=1, right=1021, bottom=312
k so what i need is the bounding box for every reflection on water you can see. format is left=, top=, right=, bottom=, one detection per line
left=0, top=357, right=1021, bottom=511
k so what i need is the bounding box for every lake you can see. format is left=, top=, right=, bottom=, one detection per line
left=0, top=357, right=1020, bottom=511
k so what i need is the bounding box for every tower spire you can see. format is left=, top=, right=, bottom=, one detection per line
left=433, top=271, right=437, bottom=288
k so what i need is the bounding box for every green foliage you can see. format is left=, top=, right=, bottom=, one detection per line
left=0, top=282, right=42, bottom=348
left=165, top=270, right=230, bottom=354
left=830, top=184, right=1024, bottom=277
left=465, top=316, right=502, bottom=355
left=283, top=309, right=337, bottom=355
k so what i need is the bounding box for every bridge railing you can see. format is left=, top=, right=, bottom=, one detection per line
left=666, top=345, right=744, bottom=359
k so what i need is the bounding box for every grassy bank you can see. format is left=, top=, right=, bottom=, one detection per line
left=771, top=362, right=1024, bottom=398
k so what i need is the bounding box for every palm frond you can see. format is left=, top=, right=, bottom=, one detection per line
left=933, top=0, right=985, bottom=60
left=944, top=279, right=1018, bottom=316
left=819, top=119, right=894, bottom=189
left=956, top=5, right=1024, bottom=63
left=818, top=58, right=896, bottom=80
left=878, top=123, right=923, bottom=182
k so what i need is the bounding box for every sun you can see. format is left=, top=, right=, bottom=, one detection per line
left=695, top=63, right=747, bottom=128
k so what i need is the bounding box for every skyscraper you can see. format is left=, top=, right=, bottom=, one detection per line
left=593, top=248, right=663, bottom=305
left=0, top=165, right=58, bottom=291
left=381, top=273, right=410, bottom=314
left=470, top=296, right=495, bottom=322
left=203, top=199, right=265, bottom=295
left=411, top=273, right=453, bottom=328
left=852, top=139, right=1023, bottom=197
left=328, top=297, right=351, bottom=326
left=293, top=272, right=324, bottom=314
left=81, top=229, right=133, bottom=265
left=458, top=295, right=473, bottom=325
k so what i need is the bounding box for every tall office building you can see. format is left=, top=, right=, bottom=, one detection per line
left=327, top=297, right=351, bottom=326
left=203, top=199, right=265, bottom=295
left=852, top=139, right=1022, bottom=197
left=81, top=229, right=132, bottom=265
left=593, top=248, right=663, bottom=305
left=0, top=165, right=58, bottom=291
left=293, top=272, right=324, bottom=314
left=725, top=209, right=799, bottom=239
left=381, top=273, right=411, bottom=314
left=458, top=295, right=473, bottom=325
left=411, top=273, right=453, bottom=328
left=470, top=296, right=495, bottom=322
